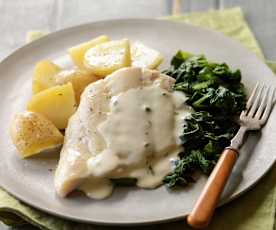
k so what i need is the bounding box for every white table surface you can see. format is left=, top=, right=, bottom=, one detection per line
left=0, top=0, right=275, bottom=229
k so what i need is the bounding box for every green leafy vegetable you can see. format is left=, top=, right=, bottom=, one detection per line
left=163, top=51, right=246, bottom=187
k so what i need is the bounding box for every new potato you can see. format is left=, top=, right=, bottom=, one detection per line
left=27, top=83, right=76, bottom=129
left=32, top=59, right=100, bottom=103
left=55, top=69, right=101, bottom=103
left=84, top=39, right=131, bottom=76
left=68, top=35, right=109, bottom=69
left=10, top=111, right=64, bottom=158
left=131, top=41, right=163, bottom=69
left=32, top=60, right=61, bottom=94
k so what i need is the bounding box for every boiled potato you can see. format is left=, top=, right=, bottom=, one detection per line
left=84, top=39, right=131, bottom=76
left=68, top=35, right=109, bottom=69
left=131, top=41, right=163, bottom=69
left=55, top=69, right=101, bottom=103
left=27, top=83, right=76, bottom=129
left=10, top=111, right=63, bottom=158
left=32, top=60, right=61, bottom=94
left=32, top=59, right=100, bottom=102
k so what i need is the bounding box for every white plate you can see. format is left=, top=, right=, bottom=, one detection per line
left=0, top=19, right=275, bottom=226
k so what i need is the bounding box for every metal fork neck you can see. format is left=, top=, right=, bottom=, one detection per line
left=230, top=126, right=248, bottom=150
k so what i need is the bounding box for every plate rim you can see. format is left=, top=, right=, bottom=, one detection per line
left=0, top=18, right=275, bottom=226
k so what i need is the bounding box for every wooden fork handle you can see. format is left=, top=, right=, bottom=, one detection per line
left=187, top=147, right=239, bottom=229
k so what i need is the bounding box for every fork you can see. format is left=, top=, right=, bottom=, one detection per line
left=187, top=83, right=275, bottom=229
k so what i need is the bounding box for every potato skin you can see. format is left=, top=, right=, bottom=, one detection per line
left=10, top=111, right=64, bottom=158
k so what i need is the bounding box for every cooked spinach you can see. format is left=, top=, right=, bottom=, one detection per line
left=163, top=51, right=246, bottom=187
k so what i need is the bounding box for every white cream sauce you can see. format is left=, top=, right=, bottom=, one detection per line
left=81, top=79, right=190, bottom=199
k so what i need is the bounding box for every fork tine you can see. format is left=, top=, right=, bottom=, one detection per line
left=260, top=87, right=275, bottom=124
left=248, top=84, right=264, bottom=117
left=255, top=86, right=269, bottom=119
left=246, top=83, right=259, bottom=110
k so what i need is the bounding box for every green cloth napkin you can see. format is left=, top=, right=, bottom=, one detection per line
left=1, top=7, right=275, bottom=230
